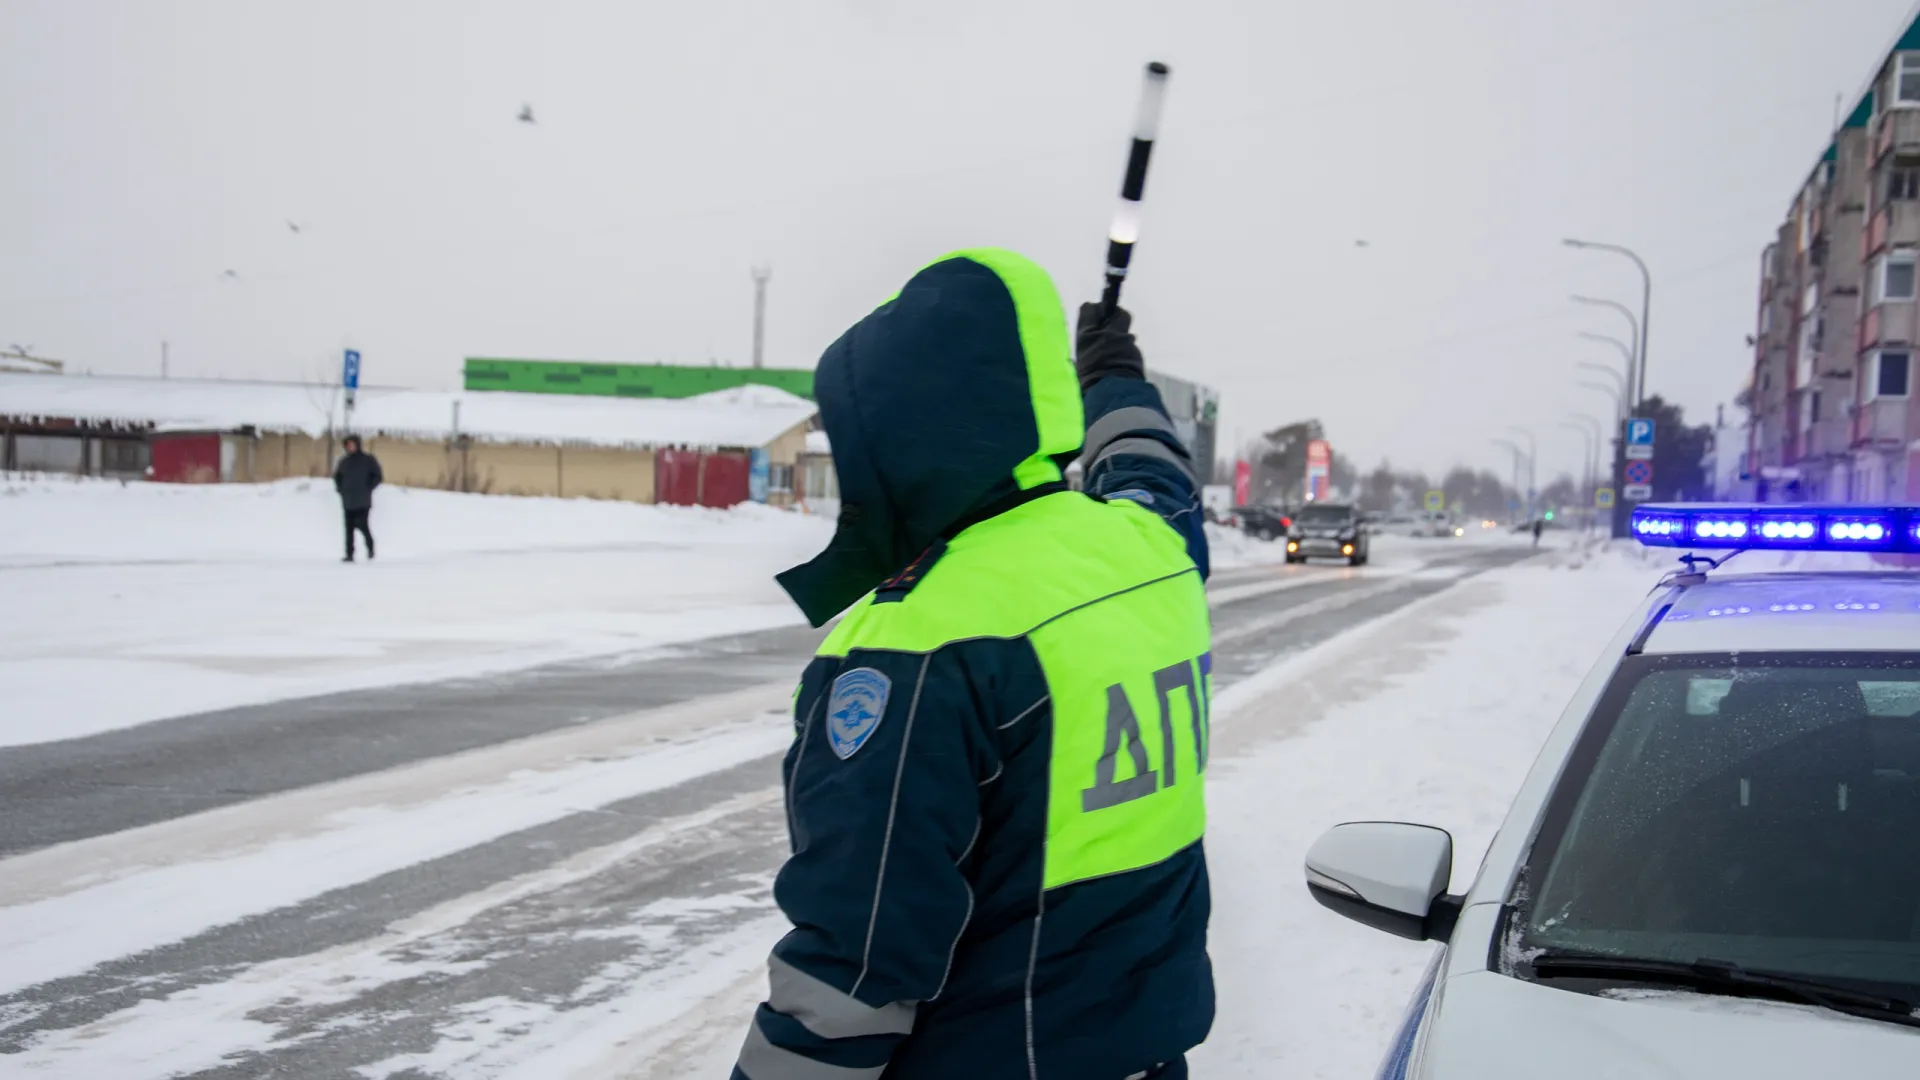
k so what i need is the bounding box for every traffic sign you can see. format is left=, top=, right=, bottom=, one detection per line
left=1595, top=487, right=1615, bottom=509
left=1624, top=483, right=1653, bottom=501
left=343, top=349, right=361, bottom=391
left=1424, top=489, right=1445, bottom=513
left=1625, top=443, right=1654, bottom=461
left=1625, top=459, right=1653, bottom=485
left=1626, top=417, right=1655, bottom=447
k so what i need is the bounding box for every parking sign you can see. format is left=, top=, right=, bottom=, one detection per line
left=343, top=349, right=361, bottom=391
left=1626, top=417, right=1654, bottom=447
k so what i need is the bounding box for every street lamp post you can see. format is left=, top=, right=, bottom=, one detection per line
left=1577, top=330, right=1636, bottom=415
left=1576, top=362, right=1627, bottom=419
left=1578, top=380, right=1631, bottom=537
left=1579, top=380, right=1623, bottom=420
left=1565, top=241, right=1653, bottom=409
left=1491, top=437, right=1525, bottom=522
left=1562, top=414, right=1604, bottom=529
left=1507, top=426, right=1538, bottom=521
left=1571, top=299, right=1640, bottom=406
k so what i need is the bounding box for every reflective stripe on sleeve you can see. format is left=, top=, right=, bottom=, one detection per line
left=1083, top=406, right=1177, bottom=464
left=737, top=1021, right=888, bottom=1080
left=1089, top=435, right=1197, bottom=487
left=768, top=954, right=918, bottom=1039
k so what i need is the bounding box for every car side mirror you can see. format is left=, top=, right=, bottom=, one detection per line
left=1304, top=822, right=1462, bottom=941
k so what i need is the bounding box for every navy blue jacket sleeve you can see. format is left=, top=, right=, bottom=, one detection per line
left=1080, top=377, right=1210, bottom=580
left=733, top=649, right=992, bottom=1080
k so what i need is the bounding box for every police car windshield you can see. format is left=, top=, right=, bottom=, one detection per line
left=1517, top=652, right=1920, bottom=999
left=1292, top=505, right=1352, bottom=525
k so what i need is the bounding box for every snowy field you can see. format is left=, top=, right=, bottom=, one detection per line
left=0, top=475, right=835, bottom=746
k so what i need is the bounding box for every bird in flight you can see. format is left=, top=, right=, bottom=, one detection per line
left=286, top=220, right=302, bottom=234
left=1354, top=239, right=1370, bottom=248
left=220, top=269, right=240, bottom=281
left=518, top=103, right=536, bottom=124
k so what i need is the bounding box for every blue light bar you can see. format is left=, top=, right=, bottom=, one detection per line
left=1630, top=504, right=1920, bottom=553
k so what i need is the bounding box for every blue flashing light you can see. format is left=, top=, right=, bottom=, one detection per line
left=1631, top=504, right=1920, bottom=553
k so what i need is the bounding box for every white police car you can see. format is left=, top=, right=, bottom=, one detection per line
left=1304, top=503, right=1920, bottom=1079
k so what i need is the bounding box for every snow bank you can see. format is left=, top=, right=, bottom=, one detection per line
left=0, top=476, right=832, bottom=745
left=0, top=474, right=820, bottom=565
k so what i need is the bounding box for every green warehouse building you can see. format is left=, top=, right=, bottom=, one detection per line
left=464, top=358, right=813, bottom=401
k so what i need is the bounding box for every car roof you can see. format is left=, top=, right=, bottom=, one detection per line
left=1641, top=570, right=1920, bottom=654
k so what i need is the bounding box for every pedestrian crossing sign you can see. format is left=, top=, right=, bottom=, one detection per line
left=1424, top=490, right=1444, bottom=513
left=1595, top=487, right=1616, bottom=510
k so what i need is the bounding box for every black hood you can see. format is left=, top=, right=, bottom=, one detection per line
left=777, top=249, right=1084, bottom=627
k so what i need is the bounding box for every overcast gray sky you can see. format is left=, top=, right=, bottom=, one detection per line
left=3, top=0, right=1914, bottom=483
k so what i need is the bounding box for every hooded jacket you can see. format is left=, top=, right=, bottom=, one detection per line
left=333, top=447, right=383, bottom=511
left=738, top=250, right=1212, bottom=1080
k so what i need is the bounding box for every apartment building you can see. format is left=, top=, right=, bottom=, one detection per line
left=1751, top=11, right=1920, bottom=501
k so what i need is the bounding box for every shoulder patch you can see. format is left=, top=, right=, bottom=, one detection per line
left=873, top=539, right=948, bottom=604
left=827, top=667, right=892, bottom=759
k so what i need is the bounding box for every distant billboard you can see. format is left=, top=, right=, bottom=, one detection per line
left=1145, top=369, right=1218, bottom=478
left=1305, top=439, right=1332, bottom=502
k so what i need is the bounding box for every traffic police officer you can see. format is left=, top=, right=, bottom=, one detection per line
left=734, top=249, right=1213, bottom=1080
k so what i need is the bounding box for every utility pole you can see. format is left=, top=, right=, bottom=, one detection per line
left=161, top=341, right=169, bottom=379
left=750, top=264, right=772, bottom=369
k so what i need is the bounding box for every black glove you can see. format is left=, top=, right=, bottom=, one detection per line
left=1075, top=303, right=1145, bottom=391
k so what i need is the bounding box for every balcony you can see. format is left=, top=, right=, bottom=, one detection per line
left=1878, top=108, right=1920, bottom=163
left=1854, top=397, right=1908, bottom=447
left=1807, top=416, right=1854, bottom=459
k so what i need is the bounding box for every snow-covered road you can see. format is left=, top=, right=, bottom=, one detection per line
left=0, top=536, right=1647, bottom=1078
left=0, top=477, right=1661, bottom=1078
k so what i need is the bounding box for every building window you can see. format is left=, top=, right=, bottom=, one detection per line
left=1877, top=252, right=1919, bottom=302
left=1891, top=167, right=1920, bottom=201
left=768, top=463, right=794, bottom=494
left=804, top=458, right=839, bottom=500
left=1872, top=350, right=1912, bottom=399
left=1900, top=54, right=1920, bottom=106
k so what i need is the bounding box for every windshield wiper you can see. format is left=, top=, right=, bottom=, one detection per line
left=1531, top=949, right=1920, bottom=1030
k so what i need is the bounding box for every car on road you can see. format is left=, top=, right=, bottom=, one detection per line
left=1232, top=505, right=1292, bottom=541
left=1305, top=502, right=1920, bottom=1079
left=1286, top=503, right=1369, bottom=566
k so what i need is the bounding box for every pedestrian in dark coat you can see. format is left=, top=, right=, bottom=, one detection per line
left=333, top=435, right=383, bottom=562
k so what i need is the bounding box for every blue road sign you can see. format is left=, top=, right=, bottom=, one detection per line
left=1626, top=416, right=1655, bottom=447
left=343, top=349, right=362, bottom=391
